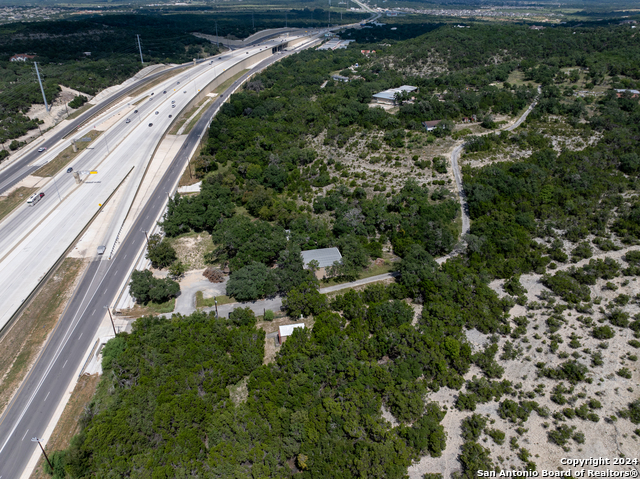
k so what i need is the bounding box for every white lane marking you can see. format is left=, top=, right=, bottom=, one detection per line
left=63, top=360, right=68, bottom=369
left=92, top=309, right=96, bottom=315
left=21, top=430, right=28, bottom=441
left=44, top=392, right=50, bottom=402
left=78, top=333, right=83, bottom=340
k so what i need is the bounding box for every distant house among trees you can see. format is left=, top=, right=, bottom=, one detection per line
left=372, top=85, right=418, bottom=105
left=616, top=89, right=640, bottom=98
left=10, top=54, right=35, bottom=62
left=332, top=74, right=349, bottom=83
left=278, top=323, right=305, bottom=345
left=301, top=247, right=342, bottom=279
left=422, top=120, right=442, bottom=131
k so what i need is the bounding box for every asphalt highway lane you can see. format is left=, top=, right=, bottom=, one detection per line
left=0, top=37, right=319, bottom=479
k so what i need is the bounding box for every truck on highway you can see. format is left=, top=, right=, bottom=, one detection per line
left=26, top=192, right=44, bottom=206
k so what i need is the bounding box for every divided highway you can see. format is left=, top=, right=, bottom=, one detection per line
left=0, top=32, right=324, bottom=479
left=0, top=36, right=306, bottom=333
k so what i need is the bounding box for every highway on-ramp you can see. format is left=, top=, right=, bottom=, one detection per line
left=0, top=33, right=322, bottom=479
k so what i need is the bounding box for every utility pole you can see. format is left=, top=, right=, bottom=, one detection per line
left=136, top=34, right=144, bottom=65
left=34, top=62, right=49, bottom=113
left=142, top=230, right=149, bottom=244
left=105, top=306, right=117, bottom=336
left=31, top=438, right=53, bottom=471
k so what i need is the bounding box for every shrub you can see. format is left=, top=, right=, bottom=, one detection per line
left=541, top=271, right=590, bottom=303
left=548, top=424, right=575, bottom=446
left=264, top=309, right=274, bottom=321
left=592, top=325, right=615, bottom=340
left=432, top=156, right=447, bottom=174
left=617, top=368, right=632, bottom=379
left=486, top=428, right=505, bottom=445
left=461, top=414, right=487, bottom=441
left=68, top=94, right=88, bottom=108
left=538, top=361, right=589, bottom=383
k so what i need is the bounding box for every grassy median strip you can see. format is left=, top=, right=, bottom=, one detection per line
left=29, top=373, right=100, bottom=479
left=213, top=69, right=249, bottom=95
left=196, top=292, right=235, bottom=308
left=182, top=100, right=212, bottom=135
left=0, top=258, right=86, bottom=416
left=0, top=186, right=37, bottom=223
left=169, top=97, right=209, bottom=135
left=33, top=130, right=102, bottom=178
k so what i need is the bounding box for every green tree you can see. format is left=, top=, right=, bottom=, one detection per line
left=129, top=270, right=180, bottom=304
left=146, top=234, right=177, bottom=269
left=283, top=281, right=327, bottom=318
left=229, top=307, right=257, bottom=327
left=226, top=262, right=277, bottom=301
left=276, top=244, right=316, bottom=294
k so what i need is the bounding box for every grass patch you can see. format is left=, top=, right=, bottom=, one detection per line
left=169, top=97, right=210, bottom=135
left=183, top=99, right=212, bottom=134
left=0, top=258, right=85, bottom=416
left=66, top=102, right=94, bottom=121
left=132, top=95, right=149, bottom=106
left=0, top=186, right=37, bottom=223
left=196, top=292, right=235, bottom=308
left=33, top=130, right=102, bottom=178
left=507, top=69, right=538, bottom=88
left=212, top=69, right=249, bottom=95
left=178, top=160, right=200, bottom=187
left=29, top=373, right=100, bottom=479
left=319, top=260, right=395, bottom=288
left=124, top=298, right=175, bottom=317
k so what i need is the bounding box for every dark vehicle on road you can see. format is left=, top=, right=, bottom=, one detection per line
left=149, top=123, right=153, bottom=127
left=67, top=167, right=73, bottom=173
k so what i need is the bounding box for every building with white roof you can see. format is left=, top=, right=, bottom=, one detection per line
left=278, top=323, right=306, bottom=344
left=372, top=85, right=418, bottom=105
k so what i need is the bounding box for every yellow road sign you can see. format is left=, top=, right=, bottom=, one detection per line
left=90, top=171, right=98, bottom=174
